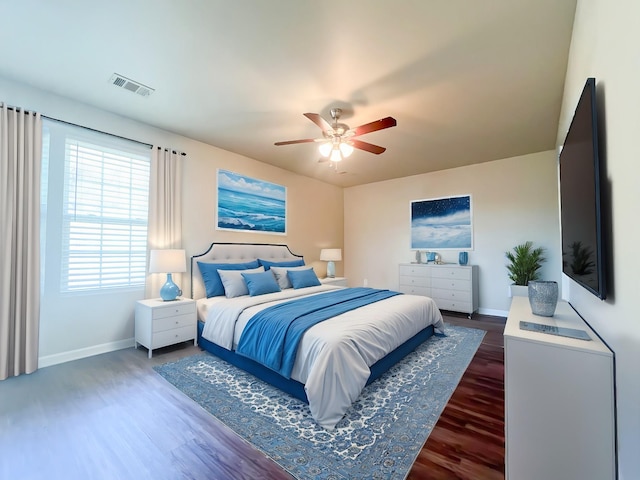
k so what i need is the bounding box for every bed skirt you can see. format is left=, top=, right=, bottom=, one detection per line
left=197, top=321, right=436, bottom=404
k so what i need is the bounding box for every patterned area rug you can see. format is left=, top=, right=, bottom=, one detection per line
left=154, top=324, right=485, bottom=480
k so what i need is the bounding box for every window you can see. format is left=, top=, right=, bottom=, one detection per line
left=41, top=120, right=151, bottom=293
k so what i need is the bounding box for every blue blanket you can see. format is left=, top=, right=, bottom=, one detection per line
left=236, top=287, right=401, bottom=379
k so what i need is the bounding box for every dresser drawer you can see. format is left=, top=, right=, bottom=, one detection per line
left=153, top=313, right=196, bottom=333
left=152, top=302, right=196, bottom=319
left=431, top=277, right=471, bottom=292
left=434, top=298, right=473, bottom=314
left=432, top=287, right=472, bottom=303
left=431, top=266, right=471, bottom=280
left=398, top=285, right=430, bottom=296
left=152, top=325, right=195, bottom=349
left=399, top=274, right=430, bottom=288
left=399, top=264, right=429, bottom=277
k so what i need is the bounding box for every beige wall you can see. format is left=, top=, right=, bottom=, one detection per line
left=181, top=144, right=344, bottom=297
left=558, top=1, right=640, bottom=477
left=1, top=77, right=343, bottom=364
left=344, top=150, right=561, bottom=315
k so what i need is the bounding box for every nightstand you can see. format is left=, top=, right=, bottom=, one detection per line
left=135, top=298, right=197, bottom=358
left=320, top=276, right=347, bottom=287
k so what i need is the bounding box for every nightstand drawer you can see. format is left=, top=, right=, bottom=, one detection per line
left=152, top=325, right=195, bottom=349
left=153, top=313, right=195, bottom=333
left=152, top=302, right=196, bottom=320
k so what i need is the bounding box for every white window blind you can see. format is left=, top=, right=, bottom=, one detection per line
left=42, top=120, right=151, bottom=293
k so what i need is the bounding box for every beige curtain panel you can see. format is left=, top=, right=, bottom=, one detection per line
left=0, top=103, right=42, bottom=380
left=145, top=147, right=184, bottom=299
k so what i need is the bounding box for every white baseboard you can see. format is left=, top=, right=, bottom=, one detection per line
left=477, top=307, right=509, bottom=318
left=38, top=337, right=135, bottom=368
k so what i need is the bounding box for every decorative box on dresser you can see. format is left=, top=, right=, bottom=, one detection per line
left=135, top=297, right=197, bottom=358
left=504, top=296, right=615, bottom=480
left=398, top=263, right=478, bottom=318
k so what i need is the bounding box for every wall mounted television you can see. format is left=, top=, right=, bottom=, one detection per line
left=559, top=77, right=607, bottom=299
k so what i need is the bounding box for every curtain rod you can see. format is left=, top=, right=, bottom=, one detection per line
left=43, top=114, right=154, bottom=149
left=5, top=104, right=186, bottom=155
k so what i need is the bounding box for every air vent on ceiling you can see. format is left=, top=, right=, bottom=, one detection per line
left=109, top=73, right=154, bottom=97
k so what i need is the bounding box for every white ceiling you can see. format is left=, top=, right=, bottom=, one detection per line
left=0, top=0, right=576, bottom=187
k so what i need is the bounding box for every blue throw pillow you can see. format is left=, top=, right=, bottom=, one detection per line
left=242, top=270, right=281, bottom=296
left=258, top=258, right=305, bottom=271
left=198, top=260, right=260, bottom=297
left=288, top=268, right=321, bottom=289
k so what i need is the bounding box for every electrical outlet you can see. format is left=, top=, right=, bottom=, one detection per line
left=363, top=278, right=368, bottom=287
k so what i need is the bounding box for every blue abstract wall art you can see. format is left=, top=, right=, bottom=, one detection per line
left=216, top=169, right=287, bottom=234
left=411, top=195, right=472, bottom=249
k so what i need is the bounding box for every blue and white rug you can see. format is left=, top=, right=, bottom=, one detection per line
left=154, top=324, right=485, bottom=480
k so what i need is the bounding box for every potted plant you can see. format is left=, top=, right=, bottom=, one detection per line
left=505, top=241, right=546, bottom=297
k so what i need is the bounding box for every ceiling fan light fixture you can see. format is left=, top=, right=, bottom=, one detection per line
left=330, top=147, right=343, bottom=163
left=319, top=142, right=333, bottom=157
left=339, top=142, right=354, bottom=157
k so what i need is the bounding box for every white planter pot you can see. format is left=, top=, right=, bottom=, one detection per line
left=509, top=284, right=529, bottom=298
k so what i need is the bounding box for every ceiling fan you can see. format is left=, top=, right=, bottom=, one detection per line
left=274, top=108, right=397, bottom=166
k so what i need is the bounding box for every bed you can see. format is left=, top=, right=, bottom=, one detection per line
left=191, top=242, right=445, bottom=429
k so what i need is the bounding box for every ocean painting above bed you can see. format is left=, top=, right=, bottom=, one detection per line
left=216, top=169, right=286, bottom=234
left=191, top=243, right=444, bottom=430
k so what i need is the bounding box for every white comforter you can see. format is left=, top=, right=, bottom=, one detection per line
left=199, top=285, right=444, bottom=429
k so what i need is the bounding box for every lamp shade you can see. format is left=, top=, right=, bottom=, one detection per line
left=320, top=249, right=342, bottom=262
left=149, top=249, right=186, bottom=273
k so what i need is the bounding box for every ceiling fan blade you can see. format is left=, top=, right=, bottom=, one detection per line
left=350, top=139, right=386, bottom=154
left=274, top=138, right=317, bottom=146
left=351, top=116, right=397, bottom=137
left=304, top=113, right=333, bottom=133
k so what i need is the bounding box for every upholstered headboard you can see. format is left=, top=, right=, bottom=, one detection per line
left=190, top=242, right=303, bottom=299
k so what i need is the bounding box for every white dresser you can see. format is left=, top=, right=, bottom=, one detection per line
left=398, top=263, right=478, bottom=317
left=504, top=297, right=615, bottom=480
left=135, top=298, right=197, bottom=358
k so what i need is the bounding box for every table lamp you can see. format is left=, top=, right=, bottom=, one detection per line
left=320, top=248, right=342, bottom=278
left=149, top=249, right=187, bottom=301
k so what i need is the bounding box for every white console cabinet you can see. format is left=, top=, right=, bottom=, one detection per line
left=504, top=297, right=615, bottom=480
left=398, top=263, right=478, bottom=317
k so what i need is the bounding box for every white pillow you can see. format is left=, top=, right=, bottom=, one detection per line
left=271, top=266, right=315, bottom=290
left=218, top=266, right=264, bottom=298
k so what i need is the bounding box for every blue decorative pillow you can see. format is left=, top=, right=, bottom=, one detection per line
left=198, top=260, right=260, bottom=297
left=288, top=268, right=321, bottom=289
left=242, top=270, right=281, bottom=296
left=258, top=258, right=305, bottom=271
left=271, top=265, right=312, bottom=289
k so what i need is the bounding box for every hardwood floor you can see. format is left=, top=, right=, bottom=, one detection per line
left=0, top=312, right=505, bottom=480
left=408, top=313, right=506, bottom=480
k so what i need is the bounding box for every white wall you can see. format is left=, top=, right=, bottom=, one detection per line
left=344, top=150, right=561, bottom=316
left=1, top=77, right=343, bottom=365
left=558, top=1, right=640, bottom=478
